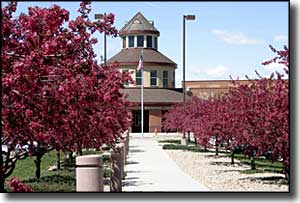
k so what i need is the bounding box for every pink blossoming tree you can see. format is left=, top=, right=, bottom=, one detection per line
left=1, top=1, right=133, bottom=191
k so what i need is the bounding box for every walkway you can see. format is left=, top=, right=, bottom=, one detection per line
left=122, top=135, right=208, bottom=192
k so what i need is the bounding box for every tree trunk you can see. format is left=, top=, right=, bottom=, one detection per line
left=215, top=136, right=219, bottom=156
left=187, top=131, right=190, bottom=143
left=34, top=142, right=43, bottom=181
left=215, top=146, right=219, bottom=156
left=194, top=136, right=197, bottom=146
left=0, top=142, right=4, bottom=192
left=35, top=154, right=42, bottom=181
left=79, top=149, right=83, bottom=156
left=57, top=151, right=61, bottom=170
left=250, top=151, right=256, bottom=170
left=68, top=152, right=73, bottom=165
left=0, top=178, right=4, bottom=192
left=230, top=148, right=235, bottom=164
left=284, top=164, right=289, bottom=182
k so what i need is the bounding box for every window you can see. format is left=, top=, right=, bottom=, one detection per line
left=154, top=37, right=158, bottom=49
left=137, top=35, right=144, bottom=47
left=123, top=70, right=129, bottom=86
left=150, top=70, right=157, bottom=86
left=136, top=70, right=142, bottom=86
left=147, top=36, right=152, bottom=48
left=122, top=37, right=126, bottom=48
left=128, top=36, right=134, bottom=47
left=172, top=71, right=175, bottom=87
left=163, top=70, right=168, bottom=88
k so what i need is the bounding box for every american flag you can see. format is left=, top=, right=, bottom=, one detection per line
left=137, top=55, right=143, bottom=71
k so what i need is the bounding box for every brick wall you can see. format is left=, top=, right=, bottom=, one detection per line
left=149, top=109, right=162, bottom=132
left=184, top=80, right=252, bottom=100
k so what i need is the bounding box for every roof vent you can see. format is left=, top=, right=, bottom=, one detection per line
left=124, top=21, right=128, bottom=25
left=149, top=20, right=154, bottom=26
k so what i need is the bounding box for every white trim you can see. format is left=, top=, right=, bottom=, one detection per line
left=144, top=35, right=147, bottom=48
left=134, top=35, right=137, bottom=48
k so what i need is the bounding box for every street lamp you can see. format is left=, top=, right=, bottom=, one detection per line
left=95, top=13, right=107, bottom=66
left=182, top=14, right=195, bottom=145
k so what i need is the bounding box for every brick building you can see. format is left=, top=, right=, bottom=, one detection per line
left=184, top=80, right=252, bottom=99
left=107, top=12, right=255, bottom=133
left=107, top=12, right=184, bottom=133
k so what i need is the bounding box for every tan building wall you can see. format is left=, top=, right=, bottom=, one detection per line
left=119, top=65, right=175, bottom=88
left=149, top=109, right=162, bottom=132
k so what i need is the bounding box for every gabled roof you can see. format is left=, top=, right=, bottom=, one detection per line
left=107, top=48, right=177, bottom=67
left=119, top=12, right=160, bottom=36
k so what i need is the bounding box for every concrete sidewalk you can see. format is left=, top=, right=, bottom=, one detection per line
left=122, top=136, right=208, bottom=192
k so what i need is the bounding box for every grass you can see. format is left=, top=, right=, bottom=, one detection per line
left=161, top=140, right=284, bottom=175
left=162, top=143, right=208, bottom=153
left=158, top=139, right=181, bottom=144
left=240, top=169, right=265, bottom=174
left=7, top=151, right=75, bottom=192
left=225, top=153, right=284, bottom=173
left=8, top=151, right=58, bottom=180
left=158, top=139, right=196, bottom=145
left=7, top=150, right=111, bottom=192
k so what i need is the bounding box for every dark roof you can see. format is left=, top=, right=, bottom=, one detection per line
left=119, top=12, right=160, bottom=36
left=120, top=88, right=184, bottom=104
left=107, top=48, right=177, bottom=67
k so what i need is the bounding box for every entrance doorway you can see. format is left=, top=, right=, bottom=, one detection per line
left=132, top=110, right=149, bottom=133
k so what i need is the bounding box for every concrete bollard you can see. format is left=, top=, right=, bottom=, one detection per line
left=76, top=155, right=103, bottom=192
left=110, top=149, right=122, bottom=192
left=181, top=137, right=187, bottom=145
left=116, top=143, right=125, bottom=180
left=125, top=134, right=129, bottom=156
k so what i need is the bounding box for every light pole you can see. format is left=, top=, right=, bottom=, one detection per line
left=182, top=14, right=195, bottom=145
left=95, top=13, right=107, bottom=66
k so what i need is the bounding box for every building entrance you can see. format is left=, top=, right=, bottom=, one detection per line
left=132, top=110, right=149, bottom=133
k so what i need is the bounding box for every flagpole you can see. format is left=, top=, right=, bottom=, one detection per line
left=141, top=49, right=144, bottom=136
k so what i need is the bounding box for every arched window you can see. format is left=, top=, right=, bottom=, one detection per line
left=154, top=37, right=158, bottom=49
left=172, top=71, right=175, bottom=87
left=137, top=35, right=144, bottom=47
left=150, top=70, right=157, bottom=86
left=163, top=70, right=168, bottom=88
left=147, top=36, right=152, bottom=48
left=128, top=36, right=134, bottom=47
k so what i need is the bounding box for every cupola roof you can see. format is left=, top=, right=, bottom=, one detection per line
left=119, top=12, right=160, bottom=36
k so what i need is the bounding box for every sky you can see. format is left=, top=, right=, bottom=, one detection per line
left=2, top=1, right=289, bottom=87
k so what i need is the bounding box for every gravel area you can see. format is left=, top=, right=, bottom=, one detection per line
left=165, top=149, right=289, bottom=192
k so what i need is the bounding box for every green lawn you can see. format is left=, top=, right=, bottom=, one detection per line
left=226, top=153, right=284, bottom=173
left=162, top=143, right=208, bottom=153
left=158, top=139, right=195, bottom=145
left=9, top=151, right=58, bottom=180
left=7, top=150, right=110, bottom=192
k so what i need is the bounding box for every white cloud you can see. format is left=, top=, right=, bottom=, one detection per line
left=211, top=29, right=264, bottom=45
left=174, top=65, right=233, bottom=86
left=274, top=35, right=288, bottom=43
left=264, top=62, right=286, bottom=72
left=206, top=65, right=229, bottom=77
